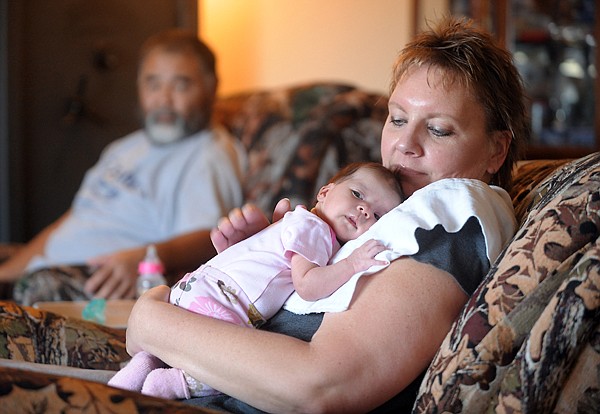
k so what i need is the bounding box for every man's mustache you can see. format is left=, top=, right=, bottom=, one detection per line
left=148, top=109, right=179, bottom=124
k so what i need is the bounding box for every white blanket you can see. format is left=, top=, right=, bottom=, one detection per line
left=283, top=178, right=517, bottom=314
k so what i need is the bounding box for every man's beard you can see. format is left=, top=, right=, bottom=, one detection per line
left=144, top=109, right=202, bottom=145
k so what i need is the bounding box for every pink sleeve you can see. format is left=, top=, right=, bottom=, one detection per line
left=280, top=208, right=337, bottom=267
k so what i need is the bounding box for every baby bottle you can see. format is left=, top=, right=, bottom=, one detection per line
left=136, top=244, right=167, bottom=298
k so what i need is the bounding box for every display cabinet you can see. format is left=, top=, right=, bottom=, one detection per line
left=450, top=0, right=598, bottom=159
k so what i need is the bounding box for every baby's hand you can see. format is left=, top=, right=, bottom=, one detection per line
left=346, top=239, right=389, bottom=274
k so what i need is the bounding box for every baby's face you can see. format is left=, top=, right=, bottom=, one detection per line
left=316, top=168, right=402, bottom=243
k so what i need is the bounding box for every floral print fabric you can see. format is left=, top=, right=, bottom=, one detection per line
left=0, top=302, right=214, bottom=413
left=413, top=153, right=600, bottom=413
left=0, top=301, right=127, bottom=369
left=213, top=82, right=387, bottom=214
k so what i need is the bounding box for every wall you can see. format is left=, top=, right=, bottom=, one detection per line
left=2, top=0, right=198, bottom=241
left=0, top=0, right=8, bottom=240
left=199, top=0, right=418, bottom=96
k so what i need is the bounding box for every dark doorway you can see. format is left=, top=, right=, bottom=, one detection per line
left=1, top=0, right=198, bottom=241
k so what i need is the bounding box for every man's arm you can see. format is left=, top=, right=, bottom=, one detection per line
left=0, top=210, right=72, bottom=283
left=84, top=229, right=217, bottom=299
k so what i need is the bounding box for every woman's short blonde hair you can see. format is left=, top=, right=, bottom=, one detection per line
left=391, top=17, right=529, bottom=191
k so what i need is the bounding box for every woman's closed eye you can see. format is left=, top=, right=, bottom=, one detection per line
left=389, top=117, right=406, bottom=127
left=389, top=116, right=453, bottom=138
left=427, top=125, right=453, bottom=137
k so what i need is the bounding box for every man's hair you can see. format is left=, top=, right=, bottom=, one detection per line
left=391, top=16, right=528, bottom=192
left=330, top=162, right=404, bottom=202
left=138, top=28, right=218, bottom=93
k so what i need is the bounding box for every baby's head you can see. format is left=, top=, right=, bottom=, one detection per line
left=314, top=162, right=403, bottom=243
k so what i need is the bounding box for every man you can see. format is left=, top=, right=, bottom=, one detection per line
left=0, top=29, right=245, bottom=304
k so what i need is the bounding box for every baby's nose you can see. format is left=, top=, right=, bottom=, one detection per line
left=358, top=205, right=370, bottom=219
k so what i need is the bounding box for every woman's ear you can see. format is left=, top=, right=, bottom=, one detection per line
left=487, top=130, right=511, bottom=175
left=316, top=183, right=334, bottom=202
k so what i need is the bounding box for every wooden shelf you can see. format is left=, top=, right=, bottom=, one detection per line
left=526, top=144, right=599, bottom=160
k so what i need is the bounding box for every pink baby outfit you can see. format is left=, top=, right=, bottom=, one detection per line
left=171, top=206, right=340, bottom=327
left=108, top=206, right=340, bottom=398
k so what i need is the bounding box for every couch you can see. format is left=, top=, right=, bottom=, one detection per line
left=0, top=82, right=598, bottom=413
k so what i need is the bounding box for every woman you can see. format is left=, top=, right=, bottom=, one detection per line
left=125, top=16, right=528, bottom=413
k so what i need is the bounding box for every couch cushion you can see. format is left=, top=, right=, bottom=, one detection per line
left=414, top=152, right=600, bottom=413
left=0, top=301, right=128, bottom=370
left=510, top=158, right=571, bottom=224
left=213, top=82, right=387, bottom=214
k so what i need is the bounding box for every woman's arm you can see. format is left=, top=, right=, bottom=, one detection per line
left=127, top=257, right=467, bottom=413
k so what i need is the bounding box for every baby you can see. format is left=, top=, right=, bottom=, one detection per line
left=109, top=161, right=403, bottom=399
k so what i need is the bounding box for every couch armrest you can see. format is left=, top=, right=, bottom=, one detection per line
left=415, top=152, right=600, bottom=412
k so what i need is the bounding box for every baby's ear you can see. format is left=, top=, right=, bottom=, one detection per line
left=316, top=183, right=334, bottom=202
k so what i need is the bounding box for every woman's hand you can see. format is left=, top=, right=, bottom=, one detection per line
left=210, top=199, right=292, bottom=253
left=125, top=285, right=171, bottom=356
